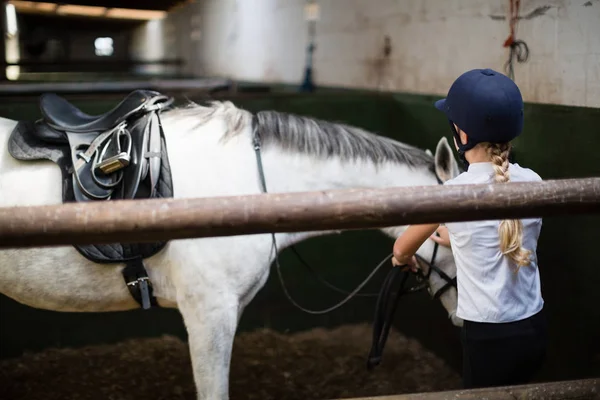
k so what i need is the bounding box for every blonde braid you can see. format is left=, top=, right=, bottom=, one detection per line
left=487, top=143, right=532, bottom=271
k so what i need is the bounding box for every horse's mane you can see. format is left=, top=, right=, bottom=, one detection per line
left=164, top=101, right=434, bottom=168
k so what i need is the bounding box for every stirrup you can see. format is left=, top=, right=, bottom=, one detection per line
left=95, top=125, right=132, bottom=174
left=71, top=123, right=129, bottom=200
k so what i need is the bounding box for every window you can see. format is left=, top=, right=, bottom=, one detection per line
left=94, top=37, right=114, bottom=56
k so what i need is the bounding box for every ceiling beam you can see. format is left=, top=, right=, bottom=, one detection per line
left=11, top=0, right=192, bottom=11
left=8, top=0, right=194, bottom=20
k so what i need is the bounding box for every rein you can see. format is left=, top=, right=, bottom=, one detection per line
left=250, top=115, right=457, bottom=364
left=367, top=237, right=459, bottom=369
left=252, top=116, right=394, bottom=314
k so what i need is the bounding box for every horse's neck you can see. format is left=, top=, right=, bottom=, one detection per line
left=260, top=149, right=436, bottom=246
left=164, top=117, right=433, bottom=195
left=163, top=115, right=436, bottom=247
left=260, top=149, right=435, bottom=194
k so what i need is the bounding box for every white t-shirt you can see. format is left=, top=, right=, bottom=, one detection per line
left=443, top=162, right=544, bottom=323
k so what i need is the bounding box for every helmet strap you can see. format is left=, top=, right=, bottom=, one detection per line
left=449, top=120, right=477, bottom=169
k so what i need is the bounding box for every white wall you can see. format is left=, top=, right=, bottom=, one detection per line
left=133, top=0, right=600, bottom=108
left=130, top=1, right=201, bottom=76
left=197, top=0, right=308, bottom=83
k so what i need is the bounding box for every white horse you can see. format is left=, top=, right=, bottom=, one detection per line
left=0, top=99, right=461, bottom=400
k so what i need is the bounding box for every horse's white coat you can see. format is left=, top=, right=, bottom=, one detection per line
left=0, top=102, right=461, bottom=400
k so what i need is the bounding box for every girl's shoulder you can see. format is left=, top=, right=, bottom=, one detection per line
left=442, top=172, right=471, bottom=186
left=442, top=162, right=542, bottom=186
left=508, top=163, right=543, bottom=182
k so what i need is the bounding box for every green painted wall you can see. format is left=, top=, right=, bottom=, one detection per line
left=0, top=91, right=599, bottom=384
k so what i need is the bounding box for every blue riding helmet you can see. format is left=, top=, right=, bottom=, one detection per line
left=434, top=68, right=524, bottom=165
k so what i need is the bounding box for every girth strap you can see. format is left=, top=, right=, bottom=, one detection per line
left=122, top=258, right=158, bottom=310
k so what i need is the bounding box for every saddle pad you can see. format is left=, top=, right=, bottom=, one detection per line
left=8, top=120, right=174, bottom=263
left=9, top=120, right=75, bottom=200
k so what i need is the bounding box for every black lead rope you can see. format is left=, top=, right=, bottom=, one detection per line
left=368, top=239, right=444, bottom=369
left=288, top=245, right=382, bottom=298
left=367, top=267, right=409, bottom=369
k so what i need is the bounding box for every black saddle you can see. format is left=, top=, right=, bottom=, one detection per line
left=32, top=90, right=173, bottom=202
left=8, top=90, right=176, bottom=310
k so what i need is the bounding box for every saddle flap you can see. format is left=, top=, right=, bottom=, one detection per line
left=31, top=120, right=69, bottom=144
left=69, top=131, right=120, bottom=201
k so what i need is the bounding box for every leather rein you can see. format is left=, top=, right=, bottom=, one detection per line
left=250, top=116, right=457, bottom=367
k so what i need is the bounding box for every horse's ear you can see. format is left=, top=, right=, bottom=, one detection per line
left=434, top=137, right=460, bottom=183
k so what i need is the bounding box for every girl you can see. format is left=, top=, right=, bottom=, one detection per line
left=392, top=68, right=547, bottom=389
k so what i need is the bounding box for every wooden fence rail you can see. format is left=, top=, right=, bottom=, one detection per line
left=0, top=177, right=599, bottom=249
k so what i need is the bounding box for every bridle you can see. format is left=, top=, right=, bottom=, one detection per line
left=413, top=242, right=458, bottom=301
left=250, top=115, right=457, bottom=366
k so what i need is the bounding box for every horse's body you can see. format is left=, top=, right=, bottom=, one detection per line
left=0, top=100, right=461, bottom=400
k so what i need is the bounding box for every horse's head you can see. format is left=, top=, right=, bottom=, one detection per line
left=383, top=137, right=463, bottom=327
left=420, top=137, right=462, bottom=326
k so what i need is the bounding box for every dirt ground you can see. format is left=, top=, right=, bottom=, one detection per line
left=0, top=323, right=461, bottom=400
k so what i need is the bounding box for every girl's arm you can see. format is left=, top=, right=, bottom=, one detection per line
left=392, top=223, right=440, bottom=267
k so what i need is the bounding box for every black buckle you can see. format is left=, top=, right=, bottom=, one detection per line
left=122, top=258, right=158, bottom=310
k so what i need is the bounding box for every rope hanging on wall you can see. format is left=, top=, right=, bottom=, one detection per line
left=503, top=0, right=529, bottom=81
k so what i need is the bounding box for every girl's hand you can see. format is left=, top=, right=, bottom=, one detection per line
left=430, top=225, right=451, bottom=248
left=391, top=254, right=418, bottom=273
left=392, top=223, right=440, bottom=273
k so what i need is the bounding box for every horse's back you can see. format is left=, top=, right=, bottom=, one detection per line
left=0, top=117, right=62, bottom=207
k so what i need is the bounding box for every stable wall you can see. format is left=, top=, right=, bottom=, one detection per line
left=129, top=3, right=200, bottom=77
left=133, top=0, right=600, bottom=108
left=0, top=91, right=599, bottom=383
